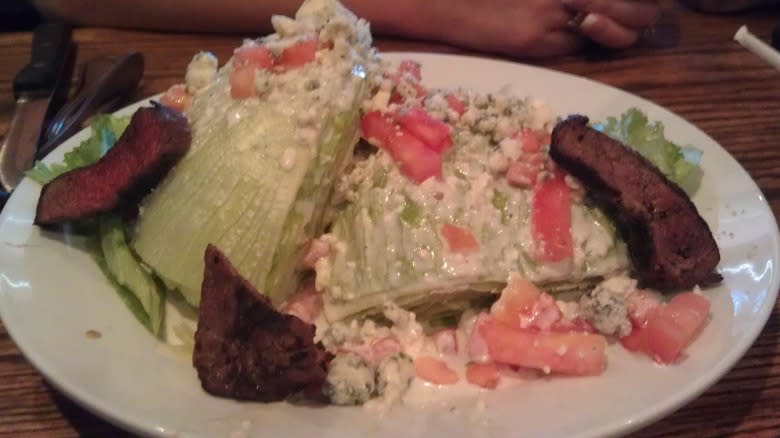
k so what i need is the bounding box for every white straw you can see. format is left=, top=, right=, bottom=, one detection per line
left=734, top=25, right=780, bottom=71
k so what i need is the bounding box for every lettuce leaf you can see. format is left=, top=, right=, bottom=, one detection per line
left=595, top=108, right=702, bottom=194
left=28, top=113, right=166, bottom=336
left=26, top=114, right=130, bottom=184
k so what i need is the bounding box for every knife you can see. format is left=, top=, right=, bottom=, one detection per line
left=0, top=22, right=72, bottom=191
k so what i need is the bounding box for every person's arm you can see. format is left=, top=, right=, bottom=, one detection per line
left=679, top=0, right=780, bottom=13
left=30, top=0, right=657, bottom=58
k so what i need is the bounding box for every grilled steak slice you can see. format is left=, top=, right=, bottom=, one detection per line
left=35, top=103, right=191, bottom=225
left=193, top=244, right=330, bottom=402
left=550, top=115, right=721, bottom=289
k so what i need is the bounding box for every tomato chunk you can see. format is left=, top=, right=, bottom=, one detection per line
left=278, top=38, right=318, bottom=69
left=414, top=356, right=459, bottom=385
left=399, top=59, right=422, bottom=81
left=397, top=107, right=452, bottom=153
left=159, top=84, right=191, bottom=112
left=491, top=276, right=564, bottom=331
left=480, top=319, right=607, bottom=376
left=445, top=94, right=467, bottom=116
left=234, top=45, right=275, bottom=70
left=229, top=65, right=256, bottom=99
left=441, top=223, right=480, bottom=254
left=531, top=172, right=573, bottom=262
left=490, top=275, right=542, bottom=327
left=388, top=129, right=442, bottom=183
left=466, top=362, right=501, bottom=389
left=360, top=111, right=397, bottom=147
left=621, top=292, right=710, bottom=364
left=515, top=129, right=541, bottom=153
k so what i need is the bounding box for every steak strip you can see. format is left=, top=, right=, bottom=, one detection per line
left=193, top=244, right=331, bottom=402
left=550, top=115, right=721, bottom=289
left=35, top=102, right=191, bottom=225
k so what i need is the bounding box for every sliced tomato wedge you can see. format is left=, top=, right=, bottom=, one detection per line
left=387, top=129, right=442, bottom=183
left=480, top=319, right=607, bottom=376
left=159, top=84, right=191, bottom=112
left=229, top=65, right=256, bottom=100
left=466, top=362, right=501, bottom=389
left=621, top=292, right=710, bottom=364
left=396, top=107, right=452, bottom=153
left=360, top=111, right=397, bottom=147
left=234, top=45, right=275, bottom=70
left=531, top=172, right=573, bottom=262
left=278, top=38, right=318, bottom=69
left=440, top=223, right=480, bottom=254
left=414, top=356, right=459, bottom=385
left=445, top=94, right=467, bottom=116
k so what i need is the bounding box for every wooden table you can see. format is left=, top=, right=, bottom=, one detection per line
left=1, top=2, right=779, bottom=437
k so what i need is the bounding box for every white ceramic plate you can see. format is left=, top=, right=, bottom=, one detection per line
left=1, top=53, right=778, bottom=438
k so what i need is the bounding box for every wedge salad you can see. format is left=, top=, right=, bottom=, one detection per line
left=30, top=0, right=719, bottom=408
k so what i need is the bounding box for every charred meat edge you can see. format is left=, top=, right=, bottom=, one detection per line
left=35, top=102, right=191, bottom=225
left=549, top=115, right=721, bottom=290
left=193, top=244, right=331, bottom=402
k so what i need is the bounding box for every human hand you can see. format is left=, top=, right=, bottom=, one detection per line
left=366, top=0, right=585, bottom=58
left=562, top=0, right=661, bottom=48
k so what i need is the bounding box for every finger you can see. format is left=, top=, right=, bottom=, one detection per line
left=523, top=31, right=585, bottom=58
left=562, top=0, right=660, bottom=29
left=578, top=13, right=639, bottom=48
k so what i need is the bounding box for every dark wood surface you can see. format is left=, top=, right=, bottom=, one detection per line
left=2, top=1, right=780, bottom=437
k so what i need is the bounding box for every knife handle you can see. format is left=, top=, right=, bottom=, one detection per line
left=13, top=22, right=72, bottom=100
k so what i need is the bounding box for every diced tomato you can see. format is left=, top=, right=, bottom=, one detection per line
left=279, top=280, right=321, bottom=324
left=234, top=45, right=275, bottom=70
left=525, top=293, right=563, bottom=331
left=531, top=172, right=573, bottom=262
left=387, top=129, right=442, bottom=183
left=491, top=275, right=542, bottom=327
left=621, top=292, right=710, bottom=364
left=514, top=129, right=541, bottom=153
left=440, top=223, right=480, bottom=254
left=396, top=107, right=452, bottom=153
left=432, top=329, right=458, bottom=356
left=506, top=161, right=538, bottom=188
left=159, top=84, right=191, bottom=112
left=466, top=362, right=500, bottom=389
left=229, top=65, right=256, bottom=99
left=445, top=94, right=467, bottom=116
left=398, top=59, right=422, bottom=81
left=626, top=289, right=663, bottom=326
left=466, top=313, right=491, bottom=362
left=414, top=356, right=459, bottom=385
left=278, top=38, right=318, bottom=69
left=497, top=363, right=541, bottom=380
left=506, top=152, right=545, bottom=188
left=480, top=319, right=607, bottom=376
left=360, top=111, right=398, bottom=148
left=368, top=336, right=403, bottom=364
left=388, top=80, right=427, bottom=103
